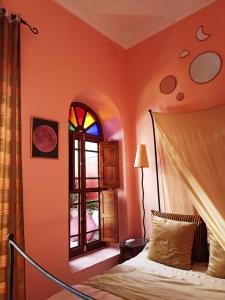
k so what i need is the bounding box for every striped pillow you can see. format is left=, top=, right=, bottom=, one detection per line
left=151, top=210, right=209, bottom=262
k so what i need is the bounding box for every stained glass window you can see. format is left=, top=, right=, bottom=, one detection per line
left=69, top=102, right=103, bottom=258
left=69, top=103, right=102, bottom=138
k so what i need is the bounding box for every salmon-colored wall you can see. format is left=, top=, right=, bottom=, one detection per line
left=2, top=0, right=141, bottom=299
left=2, top=0, right=225, bottom=299
left=128, top=0, right=225, bottom=238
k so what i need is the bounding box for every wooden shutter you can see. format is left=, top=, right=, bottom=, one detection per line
left=100, top=190, right=119, bottom=243
left=99, top=141, right=120, bottom=189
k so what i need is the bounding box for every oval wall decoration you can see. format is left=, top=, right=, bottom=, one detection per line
left=176, top=92, right=185, bottom=101
left=159, top=75, right=177, bottom=94
left=189, top=52, right=222, bottom=84
left=179, top=50, right=190, bottom=59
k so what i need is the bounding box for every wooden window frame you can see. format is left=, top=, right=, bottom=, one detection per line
left=69, top=103, right=104, bottom=258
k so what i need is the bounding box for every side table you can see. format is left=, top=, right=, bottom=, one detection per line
left=119, top=238, right=147, bottom=262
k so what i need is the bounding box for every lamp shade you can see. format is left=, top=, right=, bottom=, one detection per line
left=134, top=144, right=149, bottom=168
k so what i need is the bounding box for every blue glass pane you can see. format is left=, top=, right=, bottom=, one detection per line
left=69, top=123, right=75, bottom=131
left=86, top=123, right=99, bottom=136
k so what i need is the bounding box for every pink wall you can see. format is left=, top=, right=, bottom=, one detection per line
left=128, top=0, right=225, bottom=238
left=2, top=0, right=225, bottom=298
left=2, top=0, right=141, bottom=299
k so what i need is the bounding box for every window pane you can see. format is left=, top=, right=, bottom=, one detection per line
left=70, top=237, right=79, bottom=248
left=69, top=107, right=78, bottom=128
left=69, top=123, right=75, bottom=131
left=86, top=202, right=99, bottom=230
left=84, top=112, right=95, bottom=129
left=86, top=179, right=98, bottom=188
left=70, top=205, right=79, bottom=247
left=74, top=150, right=79, bottom=177
left=85, top=141, right=98, bottom=151
left=74, top=140, right=79, bottom=149
left=85, top=151, right=98, bottom=177
left=70, top=193, right=79, bottom=204
left=76, top=107, right=85, bottom=126
left=73, top=178, right=79, bottom=189
left=86, top=230, right=99, bottom=243
left=86, top=192, right=99, bottom=202
left=86, top=124, right=100, bottom=136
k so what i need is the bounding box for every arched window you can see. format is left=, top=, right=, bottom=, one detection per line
left=69, top=102, right=104, bottom=257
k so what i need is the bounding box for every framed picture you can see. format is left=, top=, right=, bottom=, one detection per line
left=31, top=117, right=59, bottom=158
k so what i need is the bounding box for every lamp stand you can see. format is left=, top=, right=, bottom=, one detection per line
left=141, top=167, right=146, bottom=241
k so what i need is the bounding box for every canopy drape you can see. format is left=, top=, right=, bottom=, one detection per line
left=153, top=106, right=225, bottom=250
left=159, top=142, right=196, bottom=215
left=0, top=13, right=25, bottom=299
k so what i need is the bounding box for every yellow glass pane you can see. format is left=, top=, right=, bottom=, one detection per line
left=69, top=107, right=77, bottom=127
left=84, top=112, right=95, bottom=129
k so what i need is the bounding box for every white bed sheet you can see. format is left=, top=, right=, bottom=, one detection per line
left=47, top=247, right=225, bottom=300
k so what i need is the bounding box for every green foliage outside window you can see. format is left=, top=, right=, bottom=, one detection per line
left=70, top=193, right=98, bottom=213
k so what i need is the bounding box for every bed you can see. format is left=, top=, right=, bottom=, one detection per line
left=47, top=245, right=225, bottom=300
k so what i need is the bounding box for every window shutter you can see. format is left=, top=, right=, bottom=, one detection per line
left=100, top=190, right=119, bottom=243
left=99, top=141, right=120, bottom=189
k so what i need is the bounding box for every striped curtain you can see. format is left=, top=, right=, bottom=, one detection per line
left=0, top=11, right=25, bottom=299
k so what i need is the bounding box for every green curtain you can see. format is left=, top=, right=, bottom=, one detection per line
left=0, top=13, right=25, bottom=299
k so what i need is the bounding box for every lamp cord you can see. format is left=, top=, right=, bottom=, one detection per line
left=141, top=167, right=146, bottom=241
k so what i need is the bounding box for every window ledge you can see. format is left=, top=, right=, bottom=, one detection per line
left=69, top=246, right=120, bottom=273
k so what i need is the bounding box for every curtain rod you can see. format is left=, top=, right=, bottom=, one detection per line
left=0, top=7, right=38, bottom=35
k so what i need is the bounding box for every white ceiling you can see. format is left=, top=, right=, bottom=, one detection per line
left=54, top=0, right=216, bottom=49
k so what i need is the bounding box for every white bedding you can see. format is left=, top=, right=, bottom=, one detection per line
left=48, top=247, right=225, bottom=300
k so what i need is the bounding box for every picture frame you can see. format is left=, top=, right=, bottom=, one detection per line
left=31, top=117, right=59, bottom=159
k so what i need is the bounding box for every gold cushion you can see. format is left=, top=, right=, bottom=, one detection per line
left=207, top=231, right=225, bottom=278
left=148, top=216, right=197, bottom=270
left=151, top=210, right=209, bottom=262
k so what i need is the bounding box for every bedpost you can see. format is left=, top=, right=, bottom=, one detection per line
left=149, top=110, right=161, bottom=212
left=8, top=234, right=15, bottom=300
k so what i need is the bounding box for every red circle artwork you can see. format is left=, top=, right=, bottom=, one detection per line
left=33, top=125, right=57, bottom=153
left=160, top=75, right=177, bottom=94
left=176, top=92, right=185, bottom=101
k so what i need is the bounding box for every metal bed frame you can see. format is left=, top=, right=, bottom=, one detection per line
left=7, top=234, right=95, bottom=300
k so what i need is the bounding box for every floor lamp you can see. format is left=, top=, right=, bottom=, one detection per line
left=134, top=144, right=149, bottom=241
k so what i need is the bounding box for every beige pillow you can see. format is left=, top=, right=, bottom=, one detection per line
left=148, top=216, right=197, bottom=270
left=207, top=231, right=225, bottom=278
left=151, top=210, right=209, bottom=262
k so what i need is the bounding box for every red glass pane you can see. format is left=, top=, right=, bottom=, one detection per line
left=86, top=179, right=98, bottom=188
left=86, top=192, right=98, bottom=202
left=76, top=107, right=85, bottom=126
